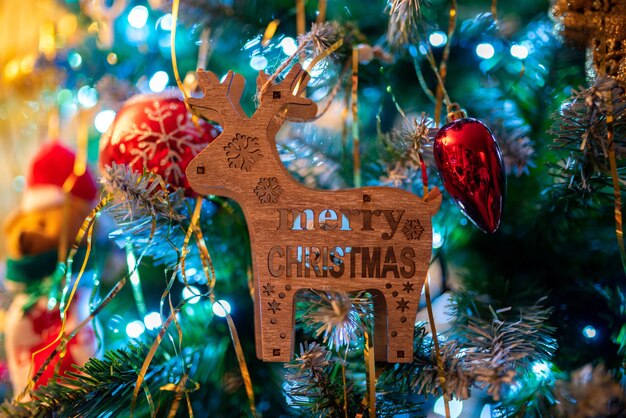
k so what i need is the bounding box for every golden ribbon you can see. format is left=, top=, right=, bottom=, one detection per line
left=341, top=346, right=349, bottom=418
left=224, top=313, right=257, bottom=417
left=126, top=244, right=147, bottom=318
left=195, top=248, right=255, bottom=416
left=412, top=1, right=457, bottom=409
left=171, top=0, right=187, bottom=103
left=133, top=197, right=257, bottom=417
left=57, top=109, right=89, bottom=266
left=167, top=373, right=190, bottom=418
left=21, top=196, right=112, bottom=398
left=171, top=0, right=258, bottom=407
left=131, top=197, right=197, bottom=417
left=262, top=19, right=281, bottom=47
left=296, top=0, right=306, bottom=36
left=595, top=7, right=626, bottom=275
left=351, top=48, right=361, bottom=188
left=191, top=196, right=256, bottom=417
left=25, top=197, right=159, bottom=400
left=424, top=275, right=451, bottom=418
left=491, top=0, right=498, bottom=26
left=317, top=0, right=327, bottom=23
left=260, top=32, right=342, bottom=102
left=131, top=305, right=181, bottom=417
left=605, top=91, right=626, bottom=273
left=48, top=107, right=60, bottom=141
left=179, top=197, right=204, bottom=289
left=304, top=38, right=343, bottom=73
left=364, top=331, right=376, bottom=417
left=434, top=0, right=456, bottom=125
left=171, top=0, right=201, bottom=126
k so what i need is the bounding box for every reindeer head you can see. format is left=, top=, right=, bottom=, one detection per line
left=185, top=64, right=318, bottom=197
left=186, top=70, right=247, bottom=127
left=255, top=63, right=318, bottom=122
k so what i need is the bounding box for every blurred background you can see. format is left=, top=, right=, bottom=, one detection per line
left=1, top=0, right=625, bottom=416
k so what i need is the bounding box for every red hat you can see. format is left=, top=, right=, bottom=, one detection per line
left=22, top=142, right=98, bottom=211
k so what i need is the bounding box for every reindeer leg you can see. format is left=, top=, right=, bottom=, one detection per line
left=384, top=286, right=419, bottom=363
left=371, top=290, right=389, bottom=362
left=253, top=272, right=264, bottom=360
left=258, top=280, right=296, bottom=362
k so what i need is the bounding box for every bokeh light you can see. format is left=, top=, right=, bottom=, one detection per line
left=250, top=55, right=268, bottom=71
left=280, top=37, right=298, bottom=55
left=128, top=5, right=149, bottom=29
left=126, top=320, right=146, bottom=338
left=144, top=312, right=163, bottom=330
left=149, top=71, right=169, bottom=92
left=95, top=109, right=116, bottom=133
left=510, top=44, right=529, bottom=59
left=182, top=286, right=202, bottom=304
left=159, top=13, right=173, bottom=31
left=212, top=300, right=232, bottom=317
left=77, top=85, right=98, bottom=108
left=476, top=43, right=495, bottom=59
left=434, top=397, right=463, bottom=418
left=429, top=31, right=447, bottom=47
left=582, top=325, right=597, bottom=339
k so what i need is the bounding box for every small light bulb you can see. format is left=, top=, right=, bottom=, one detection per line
left=94, top=109, right=116, bottom=133
left=531, top=361, right=551, bottom=379
left=249, top=56, right=268, bottom=71
left=510, top=44, right=529, bottom=60
left=149, top=71, right=169, bottom=92
left=433, top=231, right=444, bottom=249
left=182, top=286, right=202, bottom=304
left=434, top=396, right=463, bottom=418
left=480, top=404, right=492, bottom=418
left=582, top=325, right=597, bottom=339
left=212, top=300, right=232, bottom=318
left=128, top=5, right=149, bottom=29
left=428, top=31, right=447, bottom=47
left=68, top=52, right=82, bottom=69
left=159, top=13, right=173, bottom=31
left=476, top=43, right=495, bottom=59
left=144, top=312, right=163, bottom=330
left=77, top=86, right=98, bottom=108
left=126, top=320, right=146, bottom=338
left=280, top=37, right=298, bottom=55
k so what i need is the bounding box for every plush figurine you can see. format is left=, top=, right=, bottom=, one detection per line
left=3, top=142, right=99, bottom=396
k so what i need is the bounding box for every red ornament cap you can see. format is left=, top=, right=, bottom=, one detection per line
left=445, top=103, right=468, bottom=123
left=23, top=142, right=97, bottom=211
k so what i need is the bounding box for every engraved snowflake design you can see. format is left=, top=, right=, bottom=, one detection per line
left=254, top=177, right=282, bottom=203
left=113, top=100, right=207, bottom=185
left=402, top=219, right=425, bottom=240
left=224, top=134, right=263, bottom=171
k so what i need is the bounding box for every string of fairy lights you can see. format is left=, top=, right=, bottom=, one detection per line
left=1, top=2, right=607, bottom=415
left=41, top=4, right=536, bottom=139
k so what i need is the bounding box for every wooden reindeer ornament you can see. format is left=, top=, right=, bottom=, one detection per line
left=185, top=64, right=441, bottom=363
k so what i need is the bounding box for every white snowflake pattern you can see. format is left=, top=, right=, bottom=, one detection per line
left=113, top=100, right=208, bottom=185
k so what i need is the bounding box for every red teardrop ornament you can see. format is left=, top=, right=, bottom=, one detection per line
left=434, top=114, right=505, bottom=234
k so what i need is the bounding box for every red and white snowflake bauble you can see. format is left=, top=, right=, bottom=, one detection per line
left=4, top=288, right=97, bottom=394
left=99, top=91, right=219, bottom=193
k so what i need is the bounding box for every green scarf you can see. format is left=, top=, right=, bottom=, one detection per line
left=6, top=250, right=58, bottom=284
left=5, top=248, right=87, bottom=311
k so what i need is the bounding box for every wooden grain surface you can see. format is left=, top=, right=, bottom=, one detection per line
left=186, top=64, right=441, bottom=362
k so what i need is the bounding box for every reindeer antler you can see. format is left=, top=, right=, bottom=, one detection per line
left=255, top=64, right=317, bottom=122
left=188, top=69, right=247, bottom=125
